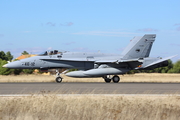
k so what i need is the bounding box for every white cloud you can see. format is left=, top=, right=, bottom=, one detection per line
left=46, top=22, right=56, bottom=26
left=170, top=43, right=180, bottom=47
left=43, top=22, right=74, bottom=27
left=73, top=47, right=88, bottom=51
left=0, top=34, right=4, bottom=38
left=6, top=43, right=13, bottom=45
left=174, top=23, right=180, bottom=26
left=22, top=31, right=33, bottom=33
left=47, top=47, right=53, bottom=50
left=177, top=27, right=180, bottom=31
left=137, top=28, right=158, bottom=32
left=73, top=31, right=137, bottom=37
left=72, top=47, right=98, bottom=53
left=173, top=24, right=180, bottom=31
left=60, top=22, right=74, bottom=26
left=63, top=42, right=76, bottom=45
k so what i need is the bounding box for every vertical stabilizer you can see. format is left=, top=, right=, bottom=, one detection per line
left=121, top=34, right=156, bottom=59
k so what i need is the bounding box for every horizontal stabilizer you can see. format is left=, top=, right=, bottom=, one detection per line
left=143, top=55, right=177, bottom=68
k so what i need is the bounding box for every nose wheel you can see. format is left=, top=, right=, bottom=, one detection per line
left=55, top=69, right=63, bottom=83
left=56, top=77, right=63, bottom=83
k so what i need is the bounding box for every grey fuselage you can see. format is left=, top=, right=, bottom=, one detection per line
left=8, top=52, right=123, bottom=70
left=3, top=34, right=174, bottom=78
left=4, top=51, right=167, bottom=77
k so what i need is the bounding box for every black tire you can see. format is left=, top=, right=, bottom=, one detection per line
left=104, top=78, right=111, bottom=83
left=112, top=75, right=120, bottom=83
left=56, top=77, right=62, bottom=83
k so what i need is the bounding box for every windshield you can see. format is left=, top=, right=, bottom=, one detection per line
left=38, top=50, right=62, bottom=56
left=39, top=51, right=48, bottom=56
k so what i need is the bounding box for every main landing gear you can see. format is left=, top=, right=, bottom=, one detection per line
left=103, top=75, right=120, bottom=83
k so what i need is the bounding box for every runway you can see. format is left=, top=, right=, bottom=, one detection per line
left=0, top=82, right=180, bottom=94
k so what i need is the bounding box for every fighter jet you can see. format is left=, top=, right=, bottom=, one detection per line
left=3, top=34, right=176, bottom=83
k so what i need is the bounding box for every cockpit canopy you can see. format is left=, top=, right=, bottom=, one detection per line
left=38, top=50, right=62, bottom=56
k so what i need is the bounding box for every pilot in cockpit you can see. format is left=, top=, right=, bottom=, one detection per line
left=49, top=51, right=53, bottom=55
left=39, top=50, right=60, bottom=56
left=54, top=50, right=58, bottom=54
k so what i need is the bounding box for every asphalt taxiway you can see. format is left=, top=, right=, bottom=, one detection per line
left=0, top=82, right=180, bottom=94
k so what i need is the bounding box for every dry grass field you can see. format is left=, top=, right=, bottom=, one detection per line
left=0, top=74, right=180, bottom=119
left=0, top=95, right=180, bottom=120
left=0, top=73, right=180, bottom=83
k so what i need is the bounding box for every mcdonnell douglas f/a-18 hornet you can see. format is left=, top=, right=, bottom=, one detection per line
left=3, top=34, right=176, bottom=83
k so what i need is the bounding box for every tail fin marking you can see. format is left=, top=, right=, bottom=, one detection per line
left=121, top=34, right=156, bottom=59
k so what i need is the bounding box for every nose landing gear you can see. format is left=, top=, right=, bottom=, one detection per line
left=56, top=77, right=63, bottom=83
left=55, top=69, right=63, bottom=83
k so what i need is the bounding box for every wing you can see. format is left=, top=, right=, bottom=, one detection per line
left=40, top=58, right=93, bottom=62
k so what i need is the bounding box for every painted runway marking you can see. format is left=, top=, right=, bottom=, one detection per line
left=0, top=94, right=180, bottom=97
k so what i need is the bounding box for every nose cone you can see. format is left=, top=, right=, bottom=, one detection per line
left=2, top=61, right=21, bottom=69
left=2, top=64, right=7, bottom=68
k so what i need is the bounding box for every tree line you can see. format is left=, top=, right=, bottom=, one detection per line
left=0, top=51, right=180, bottom=75
left=0, top=51, right=34, bottom=75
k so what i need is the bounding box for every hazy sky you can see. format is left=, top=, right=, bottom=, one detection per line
left=0, top=0, right=180, bottom=61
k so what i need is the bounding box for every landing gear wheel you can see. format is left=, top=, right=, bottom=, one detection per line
left=103, top=75, right=112, bottom=83
left=104, top=78, right=111, bottom=83
left=112, top=75, right=120, bottom=83
left=56, top=77, right=62, bottom=83
left=55, top=69, right=63, bottom=83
